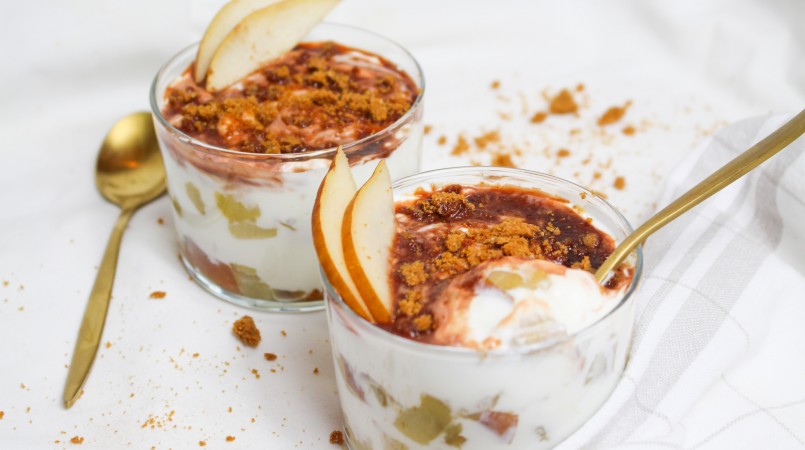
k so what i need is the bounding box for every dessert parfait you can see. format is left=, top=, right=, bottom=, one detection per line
left=149, top=0, right=424, bottom=310
left=313, top=155, right=641, bottom=449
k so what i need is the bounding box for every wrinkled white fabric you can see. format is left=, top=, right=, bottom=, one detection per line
left=1, top=0, right=803, bottom=448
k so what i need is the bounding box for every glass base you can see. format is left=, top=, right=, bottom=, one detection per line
left=343, top=422, right=357, bottom=450
left=181, top=255, right=324, bottom=313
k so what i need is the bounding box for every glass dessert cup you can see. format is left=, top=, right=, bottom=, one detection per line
left=324, top=167, right=643, bottom=449
left=150, top=23, right=425, bottom=312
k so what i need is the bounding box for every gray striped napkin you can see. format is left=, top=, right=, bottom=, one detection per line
left=561, top=114, right=805, bottom=449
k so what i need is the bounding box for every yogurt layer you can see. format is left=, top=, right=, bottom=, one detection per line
left=161, top=135, right=421, bottom=302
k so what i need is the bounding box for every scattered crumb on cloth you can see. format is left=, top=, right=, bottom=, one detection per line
left=233, top=315, right=261, bottom=347
left=330, top=430, right=344, bottom=444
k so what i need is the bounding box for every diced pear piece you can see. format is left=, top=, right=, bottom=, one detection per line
left=394, top=395, right=453, bottom=445
left=194, top=0, right=284, bottom=83
left=206, top=0, right=340, bottom=91
left=312, top=147, right=372, bottom=321
left=342, top=161, right=396, bottom=323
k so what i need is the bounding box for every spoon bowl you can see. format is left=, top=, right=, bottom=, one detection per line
left=64, top=111, right=166, bottom=408
left=96, top=112, right=166, bottom=208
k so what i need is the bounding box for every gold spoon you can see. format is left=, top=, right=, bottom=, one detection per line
left=64, top=112, right=166, bottom=408
left=595, top=110, right=805, bottom=284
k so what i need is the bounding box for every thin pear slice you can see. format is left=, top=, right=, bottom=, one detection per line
left=312, top=148, right=372, bottom=322
left=206, top=0, right=340, bottom=91
left=194, top=0, right=284, bottom=84
left=342, top=161, right=396, bottom=323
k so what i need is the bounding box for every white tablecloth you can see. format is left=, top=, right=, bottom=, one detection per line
left=1, top=0, right=803, bottom=448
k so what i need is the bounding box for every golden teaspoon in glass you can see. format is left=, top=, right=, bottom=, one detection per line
left=595, top=110, right=805, bottom=284
left=64, top=112, right=166, bottom=408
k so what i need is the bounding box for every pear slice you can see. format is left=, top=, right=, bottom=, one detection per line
left=194, top=0, right=284, bottom=84
left=342, top=161, right=396, bottom=323
left=312, top=147, right=372, bottom=321
left=206, top=0, right=340, bottom=91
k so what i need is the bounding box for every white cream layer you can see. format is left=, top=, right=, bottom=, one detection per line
left=430, top=257, right=623, bottom=350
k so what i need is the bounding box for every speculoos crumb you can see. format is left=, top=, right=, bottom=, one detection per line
left=232, top=316, right=261, bottom=347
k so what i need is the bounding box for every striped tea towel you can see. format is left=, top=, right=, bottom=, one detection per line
left=560, top=114, right=805, bottom=449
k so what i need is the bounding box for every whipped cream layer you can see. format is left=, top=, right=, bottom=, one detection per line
left=429, top=257, right=623, bottom=350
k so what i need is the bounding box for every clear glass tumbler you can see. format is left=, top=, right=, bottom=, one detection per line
left=324, top=167, right=642, bottom=449
left=150, top=23, right=425, bottom=312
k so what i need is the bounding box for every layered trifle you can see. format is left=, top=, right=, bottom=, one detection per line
left=315, top=162, right=641, bottom=449
left=149, top=0, right=424, bottom=310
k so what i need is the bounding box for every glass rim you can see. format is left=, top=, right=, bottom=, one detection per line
left=149, top=22, right=426, bottom=161
left=324, top=166, right=644, bottom=358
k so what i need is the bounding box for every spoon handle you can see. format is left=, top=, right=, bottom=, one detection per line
left=595, top=110, right=805, bottom=284
left=64, top=207, right=135, bottom=408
